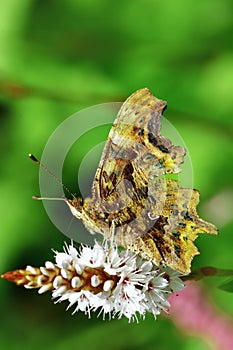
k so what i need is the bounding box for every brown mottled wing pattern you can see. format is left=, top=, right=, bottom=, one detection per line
left=127, top=178, right=218, bottom=273
left=92, top=88, right=185, bottom=200
left=83, top=88, right=218, bottom=274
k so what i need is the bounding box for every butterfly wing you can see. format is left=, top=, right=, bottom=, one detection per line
left=126, top=178, right=218, bottom=273
left=91, top=88, right=185, bottom=201
left=82, top=88, right=217, bottom=274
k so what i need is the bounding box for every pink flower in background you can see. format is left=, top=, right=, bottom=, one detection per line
left=169, top=281, right=233, bottom=350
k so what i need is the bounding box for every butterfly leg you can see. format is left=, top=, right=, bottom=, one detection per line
left=101, top=220, right=116, bottom=249
left=109, top=220, right=116, bottom=248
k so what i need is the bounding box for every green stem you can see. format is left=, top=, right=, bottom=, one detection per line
left=182, top=266, right=233, bottom=281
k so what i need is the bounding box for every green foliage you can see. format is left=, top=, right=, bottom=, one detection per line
left=219, top=280, right=233, bottom=293
left=0, top=0, right=232, bottom=349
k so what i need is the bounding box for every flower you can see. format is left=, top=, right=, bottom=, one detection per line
left=1, top=241, right=185, bottom=322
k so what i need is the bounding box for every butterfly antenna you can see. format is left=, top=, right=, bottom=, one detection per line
left=32, top=195, right=67, bottom=202
left=29, top=153, right=76, bottom=199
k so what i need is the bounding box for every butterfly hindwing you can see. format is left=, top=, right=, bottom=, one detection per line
left=68, top=88, right=218, bottom=274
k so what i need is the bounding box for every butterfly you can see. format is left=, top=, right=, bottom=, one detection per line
left=34, top=88, right=218, bottom=274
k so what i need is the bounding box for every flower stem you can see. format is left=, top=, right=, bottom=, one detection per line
left=182, top=266, right=233, bottom=281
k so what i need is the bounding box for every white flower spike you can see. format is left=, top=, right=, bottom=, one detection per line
left=1, top=240, right=185, bottom=322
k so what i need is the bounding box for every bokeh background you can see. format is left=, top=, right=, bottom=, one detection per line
left=0, top=1, right=233, bottom=349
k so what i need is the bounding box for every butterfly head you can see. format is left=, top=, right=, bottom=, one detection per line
left=66, top=197, right=84, bottom=219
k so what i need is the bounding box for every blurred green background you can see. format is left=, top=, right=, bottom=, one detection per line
left=1, top=1, right=233, bottom=349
